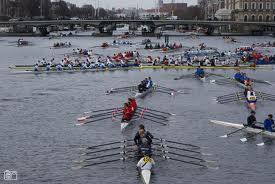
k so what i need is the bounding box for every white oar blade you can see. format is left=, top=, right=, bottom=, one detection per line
left=220, top=135, right=228, bottom=138
left=77, top=116, right=88, bottom=121
left=256, top=142, right=265, bottom=146
left=240, top=138, right=247, bottom=142
left=210, top=80, right=216, bottom=83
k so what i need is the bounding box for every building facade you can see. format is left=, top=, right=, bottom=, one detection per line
left=0, top=0, right=8, bottom=16
left=225, top=0, right=275, bottom=22
left=198, top=0, right=225, bottom=20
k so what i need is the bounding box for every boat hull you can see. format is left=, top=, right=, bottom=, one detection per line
left=210, top=120, right=275, bottom=138
left=135, top=87, right=154, bottom=98
left=141, top=170, right=151, bottom=184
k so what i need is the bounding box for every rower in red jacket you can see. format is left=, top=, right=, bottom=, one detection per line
left=128, top=98, right=137, bottom=111
left=122, top=103, right=132, bottom=122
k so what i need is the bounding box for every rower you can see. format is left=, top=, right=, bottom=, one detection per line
left=244, top=111, right=262, bottom=129
left=264, top=114, right=274, bottom=132
left=121, top=103, right=132, bottom=122
left=34, top=64, right=39, bottom=71
left=139, top=138, right=152, bottom=157
left=56, top=64, right=63, bottom=71
left=234, top=71, right=243, bottom=83
left=146, top=77, right=153, bottom=89
left=128, top=98, right=137, bottom=112
left=195, top=66, right=205, bottom=78
left=138, top=81, right=145, bottom=93
left=246, top=90, right=257, bottom=104
left=134, top=124, right=154, bottom=148
left=46, top=63, right=51, bottom=71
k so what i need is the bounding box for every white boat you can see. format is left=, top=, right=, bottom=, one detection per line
left=141, top=170, right=151, bottom=184
left=135, top=86, right=155, bottom=98
left=121, top=121, right=130, bottom=131
left=210, top=120, right=275, bottom=138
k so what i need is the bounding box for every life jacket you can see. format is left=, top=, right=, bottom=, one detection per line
left=246, top=91, right=257, bottom=103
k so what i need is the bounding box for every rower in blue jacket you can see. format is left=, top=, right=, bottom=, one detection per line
left=264, top=114, right=274, bottom=132
left=146, top=77, right=153, bottom=89
left=234, top=71, right=243, bottom=83
left=195, top=66, right=205, bottom=78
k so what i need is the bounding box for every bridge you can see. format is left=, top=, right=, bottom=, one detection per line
left=0, top=20, right=274, bottom=36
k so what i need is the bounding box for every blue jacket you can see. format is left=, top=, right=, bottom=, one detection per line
left=264, top=119, right=274, bottom=132
left=234, top=73, right=243, bottom=81
left=195, top=69, right=205, bottom=76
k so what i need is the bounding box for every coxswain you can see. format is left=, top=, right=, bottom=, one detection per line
left=121, top=103, right=132, bottom=122
left=146, top=77, right=153, bottom=89
left=134, top=124, right=154, bottom=147
left=264, top=114, right=274, bottom=132
left=195, top=66, right=205, bottom=78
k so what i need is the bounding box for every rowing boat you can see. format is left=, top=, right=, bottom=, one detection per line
left=135, top=86, right=155, bottom=98
left=141, top=170, right=151, bottom=184
left=210, top=120, right=275, bottom=138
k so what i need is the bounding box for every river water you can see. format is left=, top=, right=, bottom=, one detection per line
left=0, top=36, right=275, bottom=184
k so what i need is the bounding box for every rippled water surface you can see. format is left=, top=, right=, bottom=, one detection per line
left=0, top=36, right=275, bottom=184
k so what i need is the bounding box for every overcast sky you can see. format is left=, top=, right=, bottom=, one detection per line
left=64, top=0, right=197, bottom=9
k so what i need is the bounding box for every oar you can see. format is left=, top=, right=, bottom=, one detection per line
left=139, top=107, right=175, bottom=116
left=156, top=85, right=176, bottom=91
left=216, top=94, right=237, bottom=99
left=77, top=114, right=122, bottom=125
left=256, top=139, right=273, bottom=146
left=251, top=78, right=272, bottom=85
left=78, top=111, right=118, bottom=121
left=220, top=126, right=248, bottom=138
left=142, top=117, right=167, bottom=126
left=162, top=156, right=207, bottom=167
left=156, top=90, right=175, bottom=96
left=85, top=140, right=128, bottom=150
left=136, top=109, right=169, bottom=119
left=154, top=138, right=200, bottom=149
left=140, top=113, right=168, bottom=121
left=84, top=107, right=123, bottom=114
left=82, top=146, right=121, bottom=156
left=163, top=150, right=213, bottom=163
left=155, top=143, right=203, bottom=154
left=73, top=158, right=125, bottom=169
left=240, top=129, right=265, bottom=142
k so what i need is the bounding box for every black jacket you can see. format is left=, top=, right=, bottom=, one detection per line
left=247, top=115, right=256, bottom=126
left=134, top=131, right=154, bottom=146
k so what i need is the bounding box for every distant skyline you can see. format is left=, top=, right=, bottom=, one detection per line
left=62, top=0, right=197, bottom=9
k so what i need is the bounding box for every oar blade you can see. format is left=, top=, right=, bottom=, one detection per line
left=240, top=138, right=248, bottom=142
left=220, top=134, right=228, bottom=138
left=256, top=142, right=265, bottom=146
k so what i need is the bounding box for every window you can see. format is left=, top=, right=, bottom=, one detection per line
left=259, top=15, right=263, bottom=22
left=274, top=15, right=275, bottom=22
left=251, top=15, right=255, bottom=22
left=267, top=3, right=270, bottom=10
left=252, top=3, right=256, bottom=10
left=244, top=3, right=248, bottom=10
left=259, top=3, right=263, bottom=10
left=244, top=15, right=248, bottom=22
left=266, top=15, right=270, bottom=22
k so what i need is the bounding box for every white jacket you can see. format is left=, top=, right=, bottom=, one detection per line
left=137, top=157, right=155, bottom=170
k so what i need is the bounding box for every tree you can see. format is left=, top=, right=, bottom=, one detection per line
left=55, top=0, right=70, bottom=17
left=19, top=0, right=40, bottom=18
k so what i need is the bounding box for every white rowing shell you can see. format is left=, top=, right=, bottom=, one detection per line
left=210, top=120, right=275, bottom=138
left=141, top=170, right=151, bottom=184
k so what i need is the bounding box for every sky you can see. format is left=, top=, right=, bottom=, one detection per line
left=64, top=0, right=197, bottom=9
